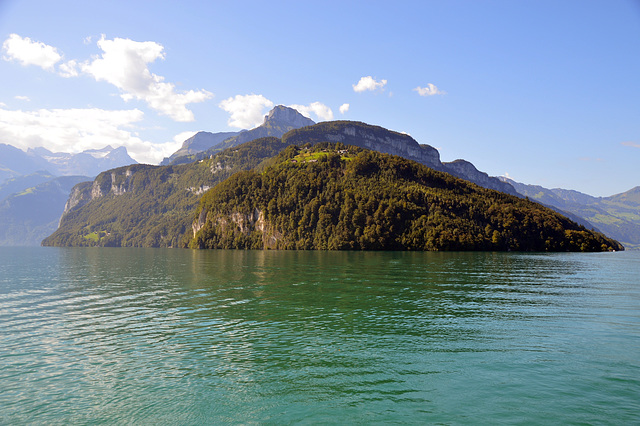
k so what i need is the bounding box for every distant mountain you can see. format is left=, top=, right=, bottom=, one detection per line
left=160, top=131, right=240, bottom=165
left=167, top=105, right=315, bottom=165
left=44, top=133, right=622, bottom=252
left=0, top=144, right=51, bottom=181
left=0, top=171, right=56, bottom=202
left=501, top=178, right=640, bottom=249
left=190, top=143, right=621, bottom=252
left=0, top=144, right=137, bottom=179
left=282, top=121, right=518, bottom=195
left=26, top=145, right=137, bottom=176
left=0, top=175, right=90, bottom=246
left=0, top=144, right=136, bottom=246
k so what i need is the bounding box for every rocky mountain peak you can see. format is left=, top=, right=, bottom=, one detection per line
left=263, top=105, right=315, bottom=129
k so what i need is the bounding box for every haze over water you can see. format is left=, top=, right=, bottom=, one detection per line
left=1, top=247, right=639, bottom=424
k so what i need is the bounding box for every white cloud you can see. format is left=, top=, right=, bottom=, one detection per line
left=0, top=106, right=170, bottom=164
left=14, top=95, right=30, bottom=101
left=353, top=76, right=387, bottom=93
left=621, top=141, right=640, bottom=149
left=414, top=83, right=446, bottom=96
left=339, top=103, right=350, bottom=114
left=2, top=34, right=62, bottom=70
left=288, top=102, right=334, bottom=121
left=219, top=94, right=274, bottom=129
left=58, top=59, right=79, bottom=78
left=81, top=36, right=213, bottom=122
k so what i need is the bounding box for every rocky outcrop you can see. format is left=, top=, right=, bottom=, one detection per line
left=282, top=121, right=517, bottom=195
left=206, top=106, right=315, bottom=155
left=193, top=208, right=282, bottom=249
left=317, top=124, right=442, bottom=171
left=443, top=160, right=517, bottom=195
left=61, top=165, right=140, bottom=217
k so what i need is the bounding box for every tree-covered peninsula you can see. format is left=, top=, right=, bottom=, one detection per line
left=190, top=143, right=623, bottom=252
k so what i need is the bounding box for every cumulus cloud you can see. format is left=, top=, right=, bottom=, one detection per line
left=0, top=106, right=171, bottom=164
left=2, top=34, right=213, bottom=121
left=2, top=34, right=62, bottom=70
left=414, top=83, right=446, bottom=96
left=353, top=76, right=387, bottom=93
left=58, top=59, right=79, bottom=78
left=288, top=102, right=334, bottom=121
left=621, top=141, right=640, bottom=148
left=81, top=36, right=212, bottom=122
left=219, top=94, right=274, bottom=129
left=14, top=95, right=30, bottom=101
left=339, top=103, right=350, bottom=114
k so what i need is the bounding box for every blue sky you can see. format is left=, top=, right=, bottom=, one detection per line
left=0, top=0, right=638, bottom=196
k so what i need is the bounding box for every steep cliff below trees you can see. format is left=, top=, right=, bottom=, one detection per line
left=42, top=137, right=290, bottom=247
left=190, top=143, right=622, bottom=252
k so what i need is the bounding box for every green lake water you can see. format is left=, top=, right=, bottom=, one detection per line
left=1, top=247, right=639, bottom=424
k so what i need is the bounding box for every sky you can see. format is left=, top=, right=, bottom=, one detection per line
left=0, top=0, right=638, bottom=197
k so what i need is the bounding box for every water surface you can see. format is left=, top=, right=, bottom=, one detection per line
left=1, top=248, right=639, bottom=424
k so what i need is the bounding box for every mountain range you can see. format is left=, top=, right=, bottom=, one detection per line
left=161, top=105, right=316, bottom=165
left=1, top=105, right=636, bottom=249
left=0, top=145, right=137, bottom=246
left=189, top=143, right=620, bottom=251
left=42, top=107, right=624, bottom=251
left=500, top=178, right=640, bottom=249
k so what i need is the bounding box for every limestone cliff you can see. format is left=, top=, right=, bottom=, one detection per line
left=282, top=121, right=517, bottom=195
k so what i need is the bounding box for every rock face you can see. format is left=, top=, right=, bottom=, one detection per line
left=442, top=160, right=517, bottom=195
left=60, top=165, right=142, bottom=217
left=203, top=105, right=316, bottom=156
left=302, top=122, right=442, bottom=170
left=264, top=105, right=316, bottom=129
left=166, top=106, right=316, bottom=165
left=282, top=121, right=517, bottom=195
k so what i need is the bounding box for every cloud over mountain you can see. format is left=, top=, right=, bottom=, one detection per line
left=288, top=102, right=334, bottom=121
left=219, top=94, right=274, bottom=129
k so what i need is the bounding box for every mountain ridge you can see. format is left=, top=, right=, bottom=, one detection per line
left=166, top=105, right=316, bottom=165
left=190, top=143, right=621, bottom=252
left=501, top=178, right=640, bottom=249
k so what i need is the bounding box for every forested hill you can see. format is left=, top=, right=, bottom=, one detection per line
left=42, top=137, right=289, bottom=247
left=190, top=143, right=623, bottom=252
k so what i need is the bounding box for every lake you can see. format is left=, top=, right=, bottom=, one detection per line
left=1, top=247, right=639, bottom=424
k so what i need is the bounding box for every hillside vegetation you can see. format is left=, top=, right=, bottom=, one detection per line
left=42, top=138, right=289, bottom=247
left=191, top=143, right=622, bottom=252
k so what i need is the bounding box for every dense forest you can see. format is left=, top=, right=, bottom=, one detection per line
left=191, top=143, right=623, bottom=252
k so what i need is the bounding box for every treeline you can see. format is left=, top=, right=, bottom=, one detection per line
left=191, top=143, right=623, bottom=252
